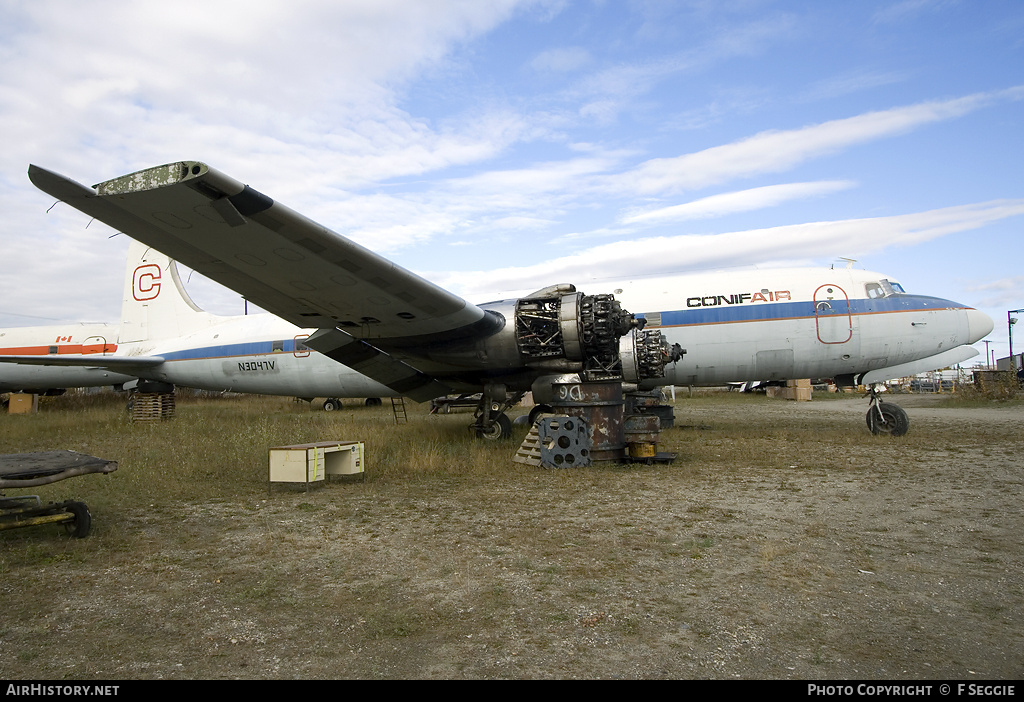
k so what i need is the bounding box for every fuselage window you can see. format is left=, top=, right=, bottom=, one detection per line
left=865, top=282, right=884, bottom=299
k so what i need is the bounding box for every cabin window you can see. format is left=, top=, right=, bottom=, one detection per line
left=272, top=340, right=284, bottom=352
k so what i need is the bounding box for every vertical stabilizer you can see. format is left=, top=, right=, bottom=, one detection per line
left=119, top=239, right=221, bottom=343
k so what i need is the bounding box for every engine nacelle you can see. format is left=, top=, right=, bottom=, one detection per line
left=514, top=287, right=640, bottom=380
left=393, top=284, right=657, bottom=385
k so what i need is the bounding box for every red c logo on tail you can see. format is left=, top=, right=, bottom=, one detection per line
left=133, top=264, right=162, bottom=301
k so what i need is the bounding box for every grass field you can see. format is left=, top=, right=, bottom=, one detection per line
left=2, top=389, right=1022, bottom=679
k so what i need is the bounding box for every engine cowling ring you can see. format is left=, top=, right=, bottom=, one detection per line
left=620, top=328, right=672, bottom=383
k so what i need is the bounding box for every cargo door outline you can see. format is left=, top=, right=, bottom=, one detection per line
left=814, top=284, right=853, bottom=344
left=83, top=335, right=115, bottom=355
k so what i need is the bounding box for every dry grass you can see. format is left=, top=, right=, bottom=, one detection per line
left=2, top=389, right=1023, bottom=679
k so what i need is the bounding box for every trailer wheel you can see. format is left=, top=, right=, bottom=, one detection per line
left=64, top=501, right=92, bottom=538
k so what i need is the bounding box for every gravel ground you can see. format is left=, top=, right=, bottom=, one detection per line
left=1, top=393, right=1021, bottom=679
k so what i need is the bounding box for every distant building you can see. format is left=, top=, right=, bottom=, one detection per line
left=996, top=353, right=1023, bottom=379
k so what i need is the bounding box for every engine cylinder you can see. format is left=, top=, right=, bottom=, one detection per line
left=620, top=328, right=672, bottom=383
left=515, top=289, right=637, bottom=380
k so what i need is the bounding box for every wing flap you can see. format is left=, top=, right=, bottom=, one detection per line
left=305, top=328, right=451, bottom=403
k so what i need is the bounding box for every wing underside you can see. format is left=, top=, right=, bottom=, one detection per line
left=28, top=162, right=500, bottom=400
left=29, top=162, right=488, bottom=338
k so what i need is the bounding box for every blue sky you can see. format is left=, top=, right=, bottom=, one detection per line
left=1, top=0, right=1022, bottom=362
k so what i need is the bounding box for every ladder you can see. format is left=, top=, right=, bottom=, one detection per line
left=391, top=397, right=408, bottom=424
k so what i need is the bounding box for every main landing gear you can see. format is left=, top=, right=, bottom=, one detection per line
left=472, top=384, right=525, bottom=441
left=865, top=385, right=909, bottom=436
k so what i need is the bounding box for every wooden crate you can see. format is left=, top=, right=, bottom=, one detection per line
left=8, top=393, right=38, bottom=414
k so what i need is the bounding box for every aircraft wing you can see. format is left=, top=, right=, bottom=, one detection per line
left=28, top=162, right=499, bottom=401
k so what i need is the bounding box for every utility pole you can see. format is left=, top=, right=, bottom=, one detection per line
left=1010, top=309, right=1023, bottom=372
left=983, top=340, right=992, bottom=369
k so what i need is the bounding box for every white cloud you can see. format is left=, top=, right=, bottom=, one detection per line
left=620, top=181, right=857, bottom=225
left=616, top=88, right=1024, bottom=195
left=0, top=0, right=535, bottom=185
left=439, top=199, right=1024, bottom=298
left=967, top=275, right=1024, bottom=309
left=530, top=46, right=591, bottom=73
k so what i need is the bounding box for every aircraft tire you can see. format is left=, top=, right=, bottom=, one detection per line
left=64, top=501, right=92, bottom=539
left=478, top=412, right=512, bottom=440
left=528, top=404, right=553, bottom=425
left=365, top=398, right=383, bottom=406
left=866, top=402, right=909, bottom=437
left=323, top=398, right=342, bottom=411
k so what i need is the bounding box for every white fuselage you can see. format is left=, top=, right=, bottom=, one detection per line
left=0, top=323, right=133, bottom=393
left=0, top=266, right=992, bottom=396
left=611, top=267, right=990, bottom=386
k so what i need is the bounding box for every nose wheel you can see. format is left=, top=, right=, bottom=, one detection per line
left=865, top=386, right=909, bottom=436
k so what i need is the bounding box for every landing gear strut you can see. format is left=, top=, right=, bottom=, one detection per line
left=865, top=385, right=909, bottom=436
left=471, top=384, right=524, bottom=440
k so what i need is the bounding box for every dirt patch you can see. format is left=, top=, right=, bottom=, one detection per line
left=1, top=393, right=1022, bottom=679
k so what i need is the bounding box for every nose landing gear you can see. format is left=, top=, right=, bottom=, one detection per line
left=865, top=385, right=909, bottom=436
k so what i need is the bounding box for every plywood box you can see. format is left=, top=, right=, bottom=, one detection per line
left=9, top=393, right=38, bottom=414
left=777, top=386, right=812, bottom=401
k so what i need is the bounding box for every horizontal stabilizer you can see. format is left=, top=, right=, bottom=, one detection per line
left=0, top=354, right=164, bottom=370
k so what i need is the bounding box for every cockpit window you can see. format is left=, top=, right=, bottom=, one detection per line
left=867, top=280, right=905, bottom=298
left=880, top=279, right=905, bottom=295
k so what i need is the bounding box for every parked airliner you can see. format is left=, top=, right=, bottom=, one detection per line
left=2, top=161, right=994, bottom=438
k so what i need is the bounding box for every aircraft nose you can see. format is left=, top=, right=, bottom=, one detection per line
left=966, top=307, right=994, bottom=343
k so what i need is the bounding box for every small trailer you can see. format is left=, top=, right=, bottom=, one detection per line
left=0, top=451, right=118, bottom=538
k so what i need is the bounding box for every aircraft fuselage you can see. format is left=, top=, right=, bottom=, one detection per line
left=0, top=266, right=992, bottom=398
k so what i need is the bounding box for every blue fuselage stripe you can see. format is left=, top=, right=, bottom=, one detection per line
left=155, top=296, right=963, bottom=361
left=159, top=339, right=302, bottom=362
left=643, top=295, right=965, bottom=328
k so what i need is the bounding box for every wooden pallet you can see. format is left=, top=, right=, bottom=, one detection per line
left=513, top=422, right=543, bottom=467
left=130, top=392, right=175, bottom=422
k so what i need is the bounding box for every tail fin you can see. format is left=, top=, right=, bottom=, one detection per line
left=118, top=239, right=222, bottom=343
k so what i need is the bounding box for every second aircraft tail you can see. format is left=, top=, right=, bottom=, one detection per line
left=118, top=239, right=224, bottom=344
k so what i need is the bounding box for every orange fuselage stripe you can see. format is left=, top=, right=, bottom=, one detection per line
left=0, top=343, right=118, bottom=356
